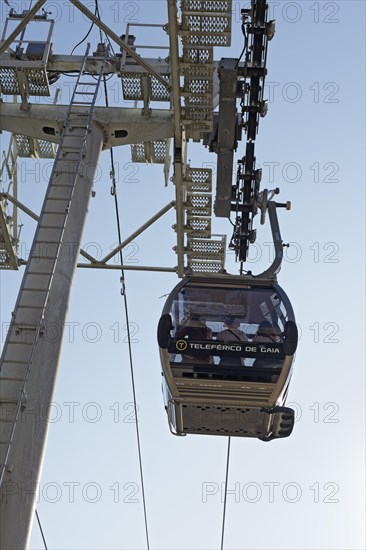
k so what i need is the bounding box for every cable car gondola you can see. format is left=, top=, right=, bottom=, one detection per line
left=158, top=273, right=298, bottom=441
left=156, top=0, right=299, bottom=441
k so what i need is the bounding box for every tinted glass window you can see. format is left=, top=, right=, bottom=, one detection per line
left=170, top=285, right=287, bottom=340
left=168, top=285, right=287, bottom=370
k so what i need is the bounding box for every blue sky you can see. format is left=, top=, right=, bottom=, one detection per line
left=0, top=1, right=365, bottom=549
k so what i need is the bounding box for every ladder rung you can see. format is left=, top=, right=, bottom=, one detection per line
left=50, top=182, right=76, bottom=186
left=74, top=91, right=96, bottom=95
left=1, top=359, right=29, bottom=364
left=28, top=256, right=58, bottom=261
left=42, top=210, right=67, bottom=214
left=16, top=305, right=43, bottom=310
left=46, top=182, right=74, bottom=188
left=42, top=197, right=68, bottom=201
left=54, top=166, right=80, bottom=172
left=0, top=421, right=18, bottom=426
left=0, top=377, right=25, bottom=382
left=64, top=134, right=88, bottom=139
left=26, top=271, right=52, bottom=275
left=13, top=323, right=38, bottom=330
left=38, top=225, right=64, bottom=229
left=22, top=287, right=51, bottom=292
left=61, top=145, right=86, bottom=151
left=33, top=241, right=59, bottom=245
left=61, top=145, right=86, bottom=150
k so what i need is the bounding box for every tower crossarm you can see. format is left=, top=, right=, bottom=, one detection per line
left=0, top=104, right=174, bottom=150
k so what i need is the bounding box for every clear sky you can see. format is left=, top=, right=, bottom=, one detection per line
left=0, top=1, right=365, bottom=549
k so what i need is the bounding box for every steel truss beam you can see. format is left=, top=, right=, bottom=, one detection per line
left=0, top=192, right=39, bottom=222
left=0, top=192, right=112, bottom=265
left=100, top=201, right=175, bottom=264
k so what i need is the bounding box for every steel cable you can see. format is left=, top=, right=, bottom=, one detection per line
left=220, top=436, right=231, bottom=550
left=35, top=510, right=48, bottom=550
left=96, top=11, right=150, bottom=546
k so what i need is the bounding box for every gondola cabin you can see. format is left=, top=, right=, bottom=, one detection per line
left=158, top=275, right=298, bottom=441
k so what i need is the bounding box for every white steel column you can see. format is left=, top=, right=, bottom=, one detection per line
left=0, top=125, right=104, bottom=550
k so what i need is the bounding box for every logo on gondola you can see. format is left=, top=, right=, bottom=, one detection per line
left=176, top=340, right=188, bottom=351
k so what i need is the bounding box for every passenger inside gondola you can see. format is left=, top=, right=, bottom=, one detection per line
left=253, top=319, right=281, bottom=344
left=252, top=319, right=283, bottom=371
left=175, top=313, right=212, bottom=363
left=216, top=315, right=248, bottom=366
